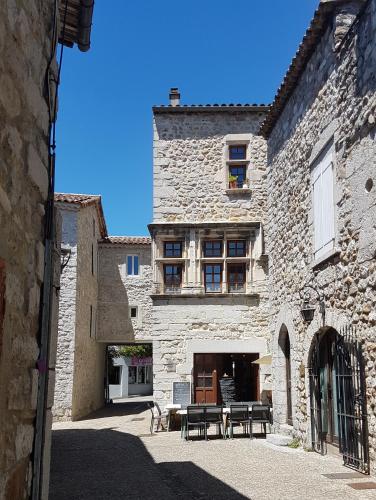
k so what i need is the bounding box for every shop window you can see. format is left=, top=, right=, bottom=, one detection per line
left=129, top=365, right=152, bottom=384
left=203, top=241, right=222, bottom=257
left=204, top=264, right=222, bottom=293
left=227, top=240, right=246, bottom=257
left=164, top=241, right=182, bottom=258
left=108, top=365, right=121, bottom=385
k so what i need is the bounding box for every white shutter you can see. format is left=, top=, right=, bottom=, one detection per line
left=312, top=146, right=335, bottom=260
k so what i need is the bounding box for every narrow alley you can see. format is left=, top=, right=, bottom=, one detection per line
left=50, top=400, right=375, bottom=500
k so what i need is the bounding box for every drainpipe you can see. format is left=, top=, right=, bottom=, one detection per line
left=77, top=0, right=95, bottom=52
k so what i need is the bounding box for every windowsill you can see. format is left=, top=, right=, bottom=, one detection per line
left=226, top=188, right=252, bottom=195
left=226, top=159, right=249, bottom=164
left=155, top=257, right=188, bottom=262
left=311, top=247, right=340, bottom=269
left=150, top=291, right=259, bottom=299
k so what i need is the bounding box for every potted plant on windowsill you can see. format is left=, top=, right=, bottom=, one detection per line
left=228, top=175, right=238, bottom=189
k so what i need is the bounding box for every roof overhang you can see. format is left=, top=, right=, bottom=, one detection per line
left=59, top=0, right=95, bottom=52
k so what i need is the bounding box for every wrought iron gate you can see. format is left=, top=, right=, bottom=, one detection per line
left=309, top=326, right=369, bottom=473
left=335, top=326, right=369, bottom=474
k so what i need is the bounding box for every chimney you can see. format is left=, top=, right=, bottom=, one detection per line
left=169, top=87, right=180, bottom=107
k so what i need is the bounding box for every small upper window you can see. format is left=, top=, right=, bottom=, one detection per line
left=229, top=145, right=246, bottom=160
left=164, top=241, right=182, bottom=258
left=127, top=255, right=139, bottom=275
left=229, top=165, right=246, bottom=189
left=227, top=240, right=246, bottom=257
left=203, top=241, right=222, bottom=257
left=130, top=306, right=138, bottom=319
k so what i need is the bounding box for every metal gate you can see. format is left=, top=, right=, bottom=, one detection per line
left=309, top=326, right=369, bottom=473
left=335, top=326, right=369, bottom=474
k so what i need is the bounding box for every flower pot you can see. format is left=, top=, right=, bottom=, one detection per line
left=229, top=180, right=238, bottom=189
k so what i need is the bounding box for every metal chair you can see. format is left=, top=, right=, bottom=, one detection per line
left=227, top=404, right=250, bottom=438
left=205, top=406, right=225, bottom=439
left=250, top=404, right=271, bottom=439
left=147, top=402, right=168, bottom=434
left=186, top=406, right=208, bottom=440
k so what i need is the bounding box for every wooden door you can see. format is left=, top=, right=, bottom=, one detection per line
left=194, top=354, right=218, bottom=404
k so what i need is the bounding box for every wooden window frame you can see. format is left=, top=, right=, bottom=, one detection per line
left=203, top=240, right=223, bottom=258
left=227, top=240, right=246, bottom=257
left=229, top=144, right=247, bottom=160
left=163, top=241, right=183, bottom=258
left=227, top=263, right=246, bottom=293
left=204, top=263, right=222, bottom=293
left=163, top=264, right=182, bottom=288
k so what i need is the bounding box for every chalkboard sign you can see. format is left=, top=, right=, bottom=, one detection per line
left=219, top=377, right=236, bottom=404
left=172, top=382, right=191, bottom=406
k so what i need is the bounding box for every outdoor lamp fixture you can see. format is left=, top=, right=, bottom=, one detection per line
left=60, top=247, right=72, bottom=272
left=299, top=284, right=326, bottom=325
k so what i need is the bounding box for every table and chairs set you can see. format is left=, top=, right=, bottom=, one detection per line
left=149, top=401, right=272, bottom=441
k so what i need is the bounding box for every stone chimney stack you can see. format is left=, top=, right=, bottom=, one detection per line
left=169, top=87, right=180, bottom=107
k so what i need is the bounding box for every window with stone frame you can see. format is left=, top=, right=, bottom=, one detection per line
left=312, top=142, right=335, bottom=261
left=227, top=240, right=246, bottom=257
left=204, top=263, right=222, bottom=293
left=164, top=241, right=182, bottom=258
left=227, top=263, right=246, bottom=293
left=163, top=264, right=182, bottom=292
left=227, top=142, right=249, bottom=190
left=127, top=254, right=139, bottom=276
left=203, top=240, right=223, bottom=257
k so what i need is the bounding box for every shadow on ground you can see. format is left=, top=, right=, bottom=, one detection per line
left=50, top=426, right=248, bottom=500
left=77, top=400, right=152, bottom=421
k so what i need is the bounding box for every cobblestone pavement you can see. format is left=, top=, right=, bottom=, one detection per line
left=50, top=400, right=376, bottom=500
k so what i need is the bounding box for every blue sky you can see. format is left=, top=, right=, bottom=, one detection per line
left=56, top=0, right=319, bottom=236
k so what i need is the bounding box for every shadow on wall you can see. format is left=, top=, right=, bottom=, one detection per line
left=97, top=258, right=136, bottom=343
left=50, top=428, right=247, bottom=499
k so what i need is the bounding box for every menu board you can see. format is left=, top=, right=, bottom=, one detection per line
left=219, top=377, right=236, bottom=403
left=172, top=382, right=191, bottom=406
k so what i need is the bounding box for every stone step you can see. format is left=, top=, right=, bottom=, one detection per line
left=266, top=434, right=294, bottom=446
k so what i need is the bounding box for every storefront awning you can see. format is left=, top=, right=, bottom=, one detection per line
left=252, top=354, right=272, bottom=365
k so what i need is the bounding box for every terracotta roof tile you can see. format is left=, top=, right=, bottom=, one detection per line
left=101, top=236, right=151, bottom=245
left=55, top=192, right=107, bottom=238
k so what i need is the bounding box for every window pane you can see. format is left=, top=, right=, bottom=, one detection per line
left=229, top=145, right=246, bottom=160
left=203, top=241, right=222, bottom=257
left=145, top=366, right=152, bottom=384
left=229, top=166, right=246, bottom=188
left=137, top=366, right=146, bottom=384
left=129, top=366, right=136, bottom=384
left=127, top=255, right=133, bottom=275
left=197, top=377, right=205, bottom=388
left=164, top=241, right=182, bottom=257
left=133, top=255, right=139, bottom=275
left=205, top=376, right=213, bottom=387
left=130, top=307, right=137, bottom=318
left=228, top=240, right=246, bottom=257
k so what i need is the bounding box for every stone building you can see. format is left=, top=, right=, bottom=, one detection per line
left=53, top=206, right=153, bottom=417
left=53, top=194, right=107, bottom=421
left=262, top=0, right=376, bottom=476
left=0, top=1, right=95, bottom=499
left=150, top=92, right=271, bottom=408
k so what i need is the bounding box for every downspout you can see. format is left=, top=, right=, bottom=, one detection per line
left=77, top=0, right=95, bottom=52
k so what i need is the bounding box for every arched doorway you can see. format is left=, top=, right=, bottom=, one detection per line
left=278, top=326, right=292, bottom=426
left=308, top=326, right=369, bottom=473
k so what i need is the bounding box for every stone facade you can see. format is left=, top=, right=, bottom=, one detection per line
left=53, top=198, right=106, bottom=421
left=266, top=0, right=376, bottom=475
left=97, top=239, right=152, bottom=343
left=151, top=107, right=271, bottom=409
left=0, top=2, right=57, bottom=498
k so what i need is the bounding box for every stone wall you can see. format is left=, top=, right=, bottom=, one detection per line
left=53, top=207, right=78, bottom=420
left=153, top=111, right=267, bottom=222
left=72, top=204, right=105, bottom=419
left=152, top=296, right=270, bottom=408
left=0, top=1, right=56, bottom=498
left=54, top=203, right=105, bottom=421
left=97, top=243, right=152, bottom=343
left=267, top=0, right=376, bottom=474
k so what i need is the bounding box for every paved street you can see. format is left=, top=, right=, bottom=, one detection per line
left=50, top=400, right=375, bottom=500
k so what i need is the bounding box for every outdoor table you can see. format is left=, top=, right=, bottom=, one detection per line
left=177, top=406, right=272, bottom=439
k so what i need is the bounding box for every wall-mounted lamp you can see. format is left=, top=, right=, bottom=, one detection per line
left=60, top=247, right=71, bottom=272
left=299, top=284, right=325, bottom=325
